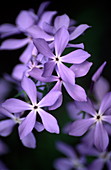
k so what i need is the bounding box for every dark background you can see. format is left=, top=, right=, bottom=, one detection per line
left=0, top=0, right=111, bottom=170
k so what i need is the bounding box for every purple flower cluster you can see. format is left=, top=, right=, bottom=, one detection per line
left=0, top=1, right=111, bottom=170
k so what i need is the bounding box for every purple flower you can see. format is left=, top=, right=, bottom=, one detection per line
left=2, top=76, right=61, bottom=139
left=77, top=144, right=111, bottom=170
left=29, top=66, right=87, bottom=101
left=33, top=27, right=90, bottom=85
left=0, top=106, right=40, bottom=148
left=92, top=61, right=106, bottom=82
left=69, top=92, right=111, bottom=151
left=53, top=141, right=87, bottom=170
left=44, top=13, right=90, bottom=48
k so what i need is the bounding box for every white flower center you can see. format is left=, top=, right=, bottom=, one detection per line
left=94, top=113, right=103, bottom=122
left=14, top=117, right=21, bottom=124
left=54, top=55, right=61, bottom=63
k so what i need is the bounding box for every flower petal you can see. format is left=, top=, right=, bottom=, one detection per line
left=38, top=90, right=61, bottom=107
left=99, top=92, right=111, bottom=115
left=102, top=115, right=111, bottom=124
left=94, top=122, right=109, bottom=151
left=92, top=61, right=107, bottom=82
left=54, top=14, right=70, bottom=31
left=0, top=119, right=15, bottom=136
left=64, top=83, right=87, bottom=101
left=16, top=10, right=35, bottom=30
left=12, top=64, right=27, bottom=81
left=88, top=159, right=104, bottom=170
left=2, top=98, right=31, bottom=113
left=21, top=76, right=37, bottom=105
left=70, top=61, right=93, bottom=77
left=21, top=132, right=36, bottom=148
left=69, top=24, right=90, bottom=40
left=33, top=38, right=54, bottom=58
left=34, top=121, right=44, bottom=132
left=38, top=108, right=59, bottom=134
left=19, top=110, right=36, bottom=139
left=42, top=60, right=56, bottom=77
left=69, top=118, right=94, bottom=136
left=54, top=158, right=73, bottom=170
left=57, top=62, right=75, bottom=85
left=48, top=81, right=62, bottom=110
left=67, top=43, right=84, bottom=49
left=74, top=99, right=96, bottom=116
left=54, top=27, right=69, bottom=56
left=56, top=141, right=76, bottom=158
left=27, top=25, right=54, bottom=41
left=19, top=43, right=34, bottom=64
left=61, top=49, right=90, bottom=64
left=29, top=67, right=58, bottom=82
left=37, top=1, right=50, bottom=17
left=38, top=11, right=57, bottom=29
left=93, top=76, right=110, bottom=103
left=0, top=23, right=20, bottom=38
left=0, top=38, right=29, bottom=50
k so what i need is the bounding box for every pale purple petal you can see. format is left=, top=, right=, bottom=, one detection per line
left=102, top=115, right=111, bottom=124
left=21, top=132, right=36, bottom=148
left=33, top=38, right=54, bottom=58
left=82, top=127, right=95, bottom=147
left=70, top=61, right=93, bottom=77
left=16, top=10, right=35, bottom=30
left=57, top=62, right=75, bottom=85
left=19, top=43, right=34, bottom=64
left=48, top=81, right=62, bottom=110
left=37, top=1, right=50, bottom=17
left=64, top=83, right=87, bottom=101
left=35, top=121, right=44, bottom=132
left=19, top=110, right=36, bottom=139
left=29, top=67, right=58, bottom=82
left=54, top=27, right=69, bottom=56
left=21, top=76, right=37, bottom=105
left=2, top=98, right=31, bottom=113
left=12, top=64, right=27, bottom=81
left=69, top=118, right=95, bottom=136
left=94, top=122, right=109, bottom=151
left=0, top=23, right=17, bottom=32
left=0, top=106, right=14, bottom=119
left=38, top=11, right=57, bottom=29
left=88, top=159, right=104, bottom=170
left=27, top=25, right=54, bottom=41
left=93, top=77, right=110, bottom=103
left=99, top=92, right=111, bottom=115
left=0, top=23, right=20, bottom=38
left=42, top=60, right=56, bottom=77
left=92, top=61, right=107, bottom=82
left=0, top=119, right=15, bottom=136
left=38, top=90, right=61, bottom=107
left=0, top=38, right=30, bottom=50
left=38, top=108, right=59, bottom=134
left=56, top=141, right=77, bottom=158
left=74, top=99, right=96, bottom=116
left=77, top=143, right=99, bottom=156
left=54, top=158, right=73, bottom=170
left=67, top=43, right=84, bottom=49
left=54, top=14, right=70, bottom=31
left=61, top=49, right=90, bottom=64
left=69, top=24, right=90, bottom=40
left=66, top=102, right=83, bottom=119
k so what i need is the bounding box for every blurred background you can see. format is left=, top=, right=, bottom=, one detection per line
left=0, top=0, right=111, bottom=169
